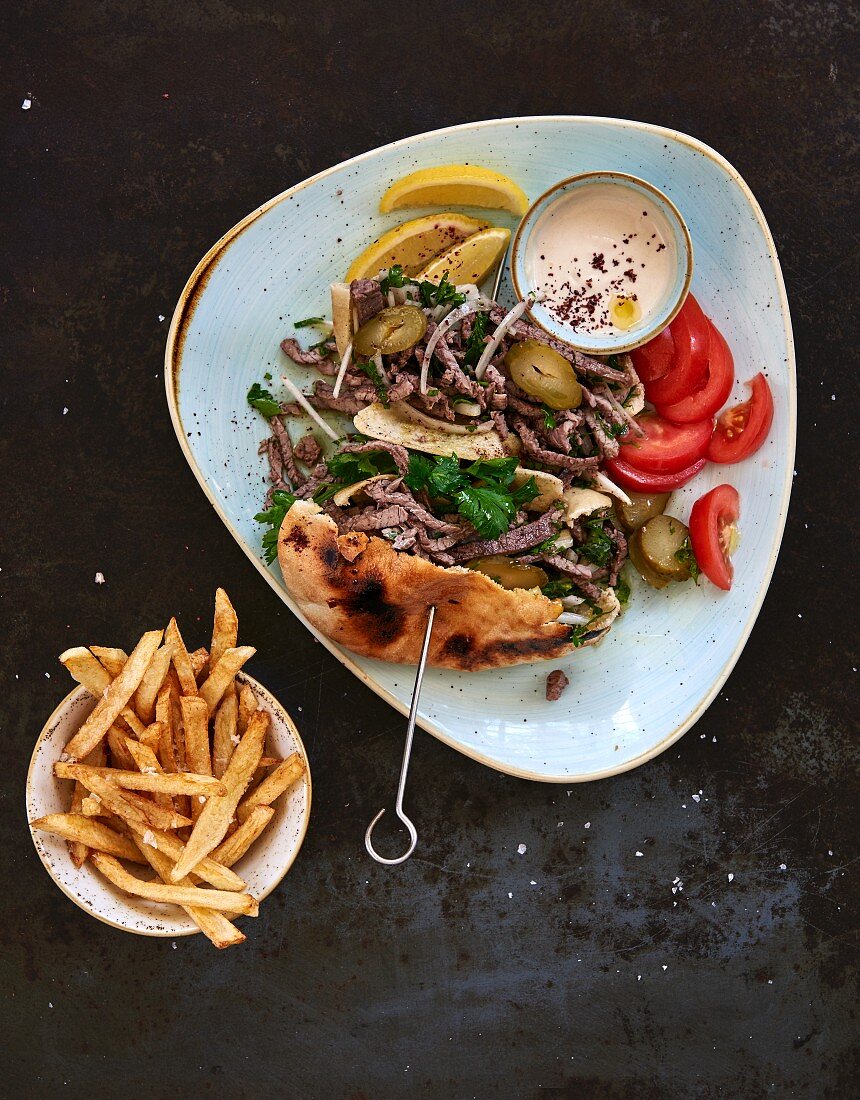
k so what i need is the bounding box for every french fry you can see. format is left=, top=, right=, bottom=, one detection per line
left=125, top=734, right=172, bottom=810
left=155, top=684, right=178, bottom=771
left=122, top=819, right=245, bottom=890
left=129, top=835, right=245, bottom=949
left=31, top=814, right=146, bottom=863
left=119, top=707, right=146, bottom=739
left=55, top=761, right=225, bottom=798
left=106, top=725, right=137, bottom=770
left=238, top=684, right=257, bottom=735
left=60, top=647, right=142, bottom=738
left=180, top=696, right=212, bottom=823
left=63, top=630, right=163, bottom=759
left=66, top=770, right=192, bottom=831
left=90, top=646, right=127, bottom=678
left=134, top=644, right=173, bottom=725
left=199, top=647, right=256, bottom=714
left=237, top=753, right=304, bottom=823
left=170, top=710, right=268, bottom=882
left=165, top=617, right=198, bottom=696
left=139, top=722, right=162, bottom=753
left=189, top=647, right=209, bottom=680
left=68, top=780, right=90, bottom=866
left=212, top=692, right=238, bottom=780
left=210, top=806, right=275, bottom=867
left=91, top=853, right=258, bottom=916
left=210, top=588, right=238, bottom=670
left=80, top=796, right=104, bottom=817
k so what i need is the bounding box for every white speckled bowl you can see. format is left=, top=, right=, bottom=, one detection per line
left=510, top=171, right=693, bottom=354
left=26, top=672, right=311, bottom=939
left=165, top=116, right=795, bottom=783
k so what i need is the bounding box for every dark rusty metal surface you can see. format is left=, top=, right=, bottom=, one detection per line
left=1, top=2, right=857, bottom=1096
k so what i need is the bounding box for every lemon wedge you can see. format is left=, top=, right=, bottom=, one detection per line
left=417, top=227, right=511, bottom=286
left=380, top=165, right=529, bottom=216
left=345, top=212, right=489, bottom=282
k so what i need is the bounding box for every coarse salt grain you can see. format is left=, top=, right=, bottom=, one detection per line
left=22, top=98, right=32, bottom=110
left=230, top=732, right=240, bottom=745
left=635, top=851, right=644, bottom=857
left=198, top=796, right=205, bottom=804
left=95, top=572, right=105, bottom=584
left=727, top=873, right=734, bottom=882
left=142, top=830, right=157, bottom=848
left=142, top=766, right=157, bottom=775
left=517, top=843, right=527, bottom=855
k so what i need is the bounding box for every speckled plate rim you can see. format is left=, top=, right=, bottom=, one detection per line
left=509, top=169, right=694, bottom=354
left=26, top=671, right=312, bottom=938
left=164, top=115, right=796, bottom=785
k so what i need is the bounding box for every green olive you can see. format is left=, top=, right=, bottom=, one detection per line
left=613, top=490, right=671, bottom=533
left=504, top=339, right=582, bottom=410
left=353, top=305, right=428, bottom=357
left=637, top=515, right=692, bottom=579
left=468, top=554, right=549, bottom=591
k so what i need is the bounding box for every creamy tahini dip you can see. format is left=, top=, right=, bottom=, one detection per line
left=525, top=182, right=676, bottom=337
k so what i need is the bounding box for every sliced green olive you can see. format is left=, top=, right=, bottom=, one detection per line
left=637, top=515, right=691, bottom=579
left=628, top=530, right=670, bottom=589
left=613, top=490, right=671, bottom=533
left=468, top=554, right=549, bottom=591
left=504, top=339, right=582, bottom=410
left=353, top=305, right=427, bottom=357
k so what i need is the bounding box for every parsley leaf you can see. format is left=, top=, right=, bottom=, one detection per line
left=541, top=404, right=558, bottom=430
left=614, top=570, right=632, bottom=604
left=569, top=624, right=588, bottom=647
left=379, top=265, right=411, bottom=294
left=247, top=382, right=282, bottom=419
left=357, top=360, right=390, bottom=407
left=454, top=484, right=518, bottom=540
left=541, top=578, right=575, bottom=599
left=462, top=311, right=489, bottom=369
left=417, top=271, right=466, bottom=310
left=254, top=490, right=296, bottom=564
left=466, top=456, right=519, bottom=485
left=674, top=536, right=701, bottom=582
left=579, top=515, right=615, bottom=567
left=313, top=449, right=398, bottom=504
left=294, top=316, right=325, bottom=328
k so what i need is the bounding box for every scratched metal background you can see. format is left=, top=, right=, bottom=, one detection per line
left=2, top=2, right=858, bottom=1096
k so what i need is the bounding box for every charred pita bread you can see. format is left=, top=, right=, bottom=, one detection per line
left=277, top=500, right=619, bottom=671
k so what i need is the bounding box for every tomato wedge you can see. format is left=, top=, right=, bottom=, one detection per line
left=689, top=484, right=740, bottom=591
left=707, top=373, right=774, bottom=464
left=644, top=294, right=711, bottom=406
left=658, top=321, right=734, bottom=423
left=619, top=412, right=713, bottom=474
left=604, top=455, right=707, bottom=493
left=630, top=325, right=675, bottom=383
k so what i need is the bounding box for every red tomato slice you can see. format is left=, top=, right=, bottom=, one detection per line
left=644, top=294, right=711, bottom=406
left=630, top=326, right=675, bottom=383
left=604, top=455, right=707, bottom=493
left=658, top=321, right=734, bottom=423
left=619, top=412, right=713, bottom=474
left=689, top=484, right=740, bottom=591
left=707, top=373, right=774, bottom=464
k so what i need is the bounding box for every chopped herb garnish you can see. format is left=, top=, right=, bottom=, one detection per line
left=462, top=311, right=489, bottom=369
left=675, top=536, right=700, bottom=582
left=417, top=271, right=466, bottom=310
left=264, top=371, right=272, bottom=382
left=379, top=264, right=410, bottom=294
left=614, top=570, right=632, bottom=605
left=541, top=404, right=558, bottom=430
left=579, top=515, right=615, bottom=568
left=541, top=578, right=575, bottom=599
left=404, top=452, right=537, bottom=539
left=254, top=490, right=297, bottom=564
left=312, top=448, right=399, bottom=503
left=247, top=382, right=282, bottom=419
left=294, top=316, right=326, bottom=329
left=357, top=359, right=390, bottom=407
left=569, top=624, right=588, bottom=647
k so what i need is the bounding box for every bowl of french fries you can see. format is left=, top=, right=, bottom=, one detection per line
left=26, top=590, right=310, bottom=949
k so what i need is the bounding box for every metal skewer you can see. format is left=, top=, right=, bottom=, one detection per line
left=365, top=605, right=436, bottom=865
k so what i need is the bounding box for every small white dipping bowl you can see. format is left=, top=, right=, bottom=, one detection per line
left=26, top=671, right=311, bottom=940
left=511, top=170, right=693, bottom=355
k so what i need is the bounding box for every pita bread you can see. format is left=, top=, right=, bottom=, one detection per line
left=277, top=500, right=618, bottom=670
left=353, top=402, right=506, bottom=460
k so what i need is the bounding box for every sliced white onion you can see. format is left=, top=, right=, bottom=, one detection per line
left=386, top=290, right=396, bottom=308
left=457, top=283, right=481, bottom=302
left=554, top=529, right=574, bottom=550
left=451, top=398, right=482, bottom=417
left=279, top=375, right=339, bottom=442
left=331, top=341, right=353, bottom=400
left=419, top=302, right=487, bottom=394
left=558, top=611, right=590, bottom=627
left=400, top=403, right=495, bottom=435
left=474, top=291, right=544, bottom=380
left=372, top=350, right=389, bottom=383
left=590, top=470, right=632, bottom=505
left=561, top=595, right=585, bottom=609
left=392, top=286, right=410, bottom=306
